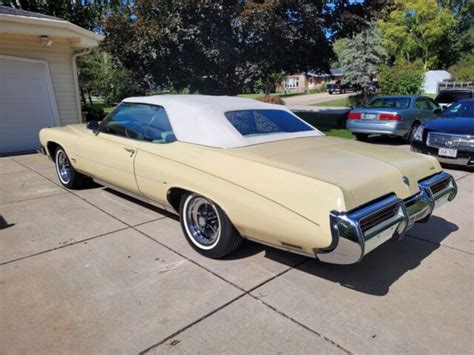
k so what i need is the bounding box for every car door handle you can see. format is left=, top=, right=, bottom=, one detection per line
left=123, top=147, right=135, bottom=157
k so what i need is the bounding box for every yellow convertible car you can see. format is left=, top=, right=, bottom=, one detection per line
left=39, top=95, right=457, bottom=264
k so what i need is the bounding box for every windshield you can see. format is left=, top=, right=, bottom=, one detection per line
left=225, top=109, right=314, bottom=137
left=365, top=97, right=410, bottom=108
left=435, top=91, right=472, bottom=103
left=441, top=101, right=474, bottom=118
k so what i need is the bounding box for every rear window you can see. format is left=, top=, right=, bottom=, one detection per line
left=365, top=97, right=410, bottom=108
left=224, top=110, right=314, bottom=137
left=435, top=91, right=473, bottom=104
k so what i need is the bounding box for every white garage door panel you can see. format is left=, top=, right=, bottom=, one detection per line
left=0, top=57, right=59, bottom=154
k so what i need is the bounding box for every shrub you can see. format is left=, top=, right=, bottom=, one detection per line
left=82, top=104, right=105, bottom=122
left=255, top=95, right=285, bottom=105
left=348, top=93, right=377, bottom=108
left=308, top=84, right=327, bottom=94
left=378, top=60, right=424, bottom=95
left=449, top=52, right=474, bottom=81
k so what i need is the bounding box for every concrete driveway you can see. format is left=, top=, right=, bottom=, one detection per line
left=1, top=150, right=472, bottom=354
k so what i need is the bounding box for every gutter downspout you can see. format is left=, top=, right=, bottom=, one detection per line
left=72, top=48, right=91, bottom=123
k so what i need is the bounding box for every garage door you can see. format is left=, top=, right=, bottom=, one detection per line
left=0, top=56, right=59, bottom=154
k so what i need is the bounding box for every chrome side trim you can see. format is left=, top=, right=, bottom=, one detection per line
left=92, top=178, right=178, bottom=215
left=244, top=235, right=317, bottom=258
left=318, top=171, right=457, bottom=265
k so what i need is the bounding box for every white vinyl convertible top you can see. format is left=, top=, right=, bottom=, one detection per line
left=122, top=95, right=322, bottom=148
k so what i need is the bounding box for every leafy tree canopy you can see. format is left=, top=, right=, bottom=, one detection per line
left=378, top=59, right=424, bottom=95
left=0, top=0, right=116, bottom=30
left=102, top=1, right=333, bottom=95
left=449, top=51, right=474, bottom=80
left=378, top=0, right=459, bottom=69
left=337, top=25, right=388, bottom=88
left=327, top=0, right=396, bottom=39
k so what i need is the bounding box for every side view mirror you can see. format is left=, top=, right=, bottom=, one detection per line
left=86, top=121, right=99, bottom=132
left=433, top=108, right=442, bottom=115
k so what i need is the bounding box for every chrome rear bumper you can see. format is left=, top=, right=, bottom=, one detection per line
left=318, top=172, right=457, bottom=264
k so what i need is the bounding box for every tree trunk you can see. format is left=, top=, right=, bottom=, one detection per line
left=80, top=88, right=86, bottom=105
left=88, top=91, right=93, bottom=105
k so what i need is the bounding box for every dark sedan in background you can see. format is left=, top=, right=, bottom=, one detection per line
left=411, top=99, right=474, bottom=168
left=346, top=95, right=442, bottom=142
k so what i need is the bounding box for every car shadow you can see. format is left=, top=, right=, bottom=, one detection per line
left=275, top=216, right=458, bottom=296
left=96, top=186, right=458, bottom=296
left=440, top=163, right=474, bottom=172
left=103, top=188, right=178, bottom=219
left=363, top=135, right=407, bottom=146
left=0, top=215, right=15, bottom=230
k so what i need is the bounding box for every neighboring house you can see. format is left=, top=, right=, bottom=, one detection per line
left=279, top=69, right=342, bottom=93
left=0, top=6, right=102, bottom=154
left=423, top=70, right=452, bottom=94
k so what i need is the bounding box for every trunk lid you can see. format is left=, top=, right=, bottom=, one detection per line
left=228, top=136, right=440, bottom=209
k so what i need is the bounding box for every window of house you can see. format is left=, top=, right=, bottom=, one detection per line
left=285, top=77, right=299, bottom=89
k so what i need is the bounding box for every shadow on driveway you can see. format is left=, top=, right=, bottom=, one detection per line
left=362, top=135, right=407, bottom=146
left=0, top=215, right=15, bottom=230
left=98, top=186, right=459, bottom=296
left=289, top=216, right=458, bottom=296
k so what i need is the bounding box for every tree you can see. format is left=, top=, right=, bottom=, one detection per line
left=332, top=38, right=350, bottom=67
left=0, top=0, right=110, bottom=31
left=378, top=0, right=459, bottom=69
left=378, top=59, right=424, bottom=95
left=449, top=51, right=474, bottom=80
left=337, top=25, right=388, bottom=92
left=327, top=0, right=397, bottom=39
left=102, top=1, right=333, bottom=95
left=77, top=49, right=147, bottom=105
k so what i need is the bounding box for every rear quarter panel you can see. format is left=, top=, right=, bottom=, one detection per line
left=134, top=141, right=347, bottom=254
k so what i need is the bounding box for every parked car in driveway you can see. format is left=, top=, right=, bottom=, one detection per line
left=435, top=88, right=474, bottom=109
left=346, top=95, right=442, bottom=142
left=327, top=80, right=360, bottom=94
left=39, top=95, right=457, bottom=265
left=411, top=99, right=474, bottom=168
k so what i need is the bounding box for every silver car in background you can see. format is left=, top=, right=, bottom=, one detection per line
left=346, top=96, right=442, bottom=142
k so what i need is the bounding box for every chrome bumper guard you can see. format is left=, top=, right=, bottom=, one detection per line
left=318, top=172, right=457, bottom=264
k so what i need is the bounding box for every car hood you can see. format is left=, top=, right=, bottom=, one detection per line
left=424, top=117, right=474, bottom=135
left=227, top=136, right=441, bottom=210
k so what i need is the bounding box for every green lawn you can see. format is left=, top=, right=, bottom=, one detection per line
left=311, top=97, right=352, bottom=107
left=294, top=111, right=353, bottom=139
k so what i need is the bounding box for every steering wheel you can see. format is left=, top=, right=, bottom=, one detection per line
left=124, top=122, right=143, bottom=140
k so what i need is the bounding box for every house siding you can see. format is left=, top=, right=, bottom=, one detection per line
left=0, top=33, right=80, bottom=126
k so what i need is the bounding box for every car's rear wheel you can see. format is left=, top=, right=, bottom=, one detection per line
left=55, top=147, right=86, bottom=189
left=406, top=122, right=420, bottom=143
left=355, top=133, right=369, bottom=141
left=180, top=193, right=242, bottom=258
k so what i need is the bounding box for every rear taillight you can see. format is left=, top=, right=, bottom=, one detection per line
left=348, top=112, right=361, bottom=119
left=379, top=113, right=401, bottom=121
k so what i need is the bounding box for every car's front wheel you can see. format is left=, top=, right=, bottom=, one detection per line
left=180, top=193, right=242, bottom=258
left=54, top=147, right=86, bottom=189
left=406, top=123, right=420, bottom=143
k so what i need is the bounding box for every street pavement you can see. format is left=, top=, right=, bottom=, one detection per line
left=0, top=147, right=472, bottom=354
